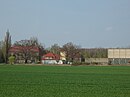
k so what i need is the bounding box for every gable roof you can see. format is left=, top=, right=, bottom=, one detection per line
left=9, top=46, right=40, bottom=53
left=42, top=52, right=60, bottom=60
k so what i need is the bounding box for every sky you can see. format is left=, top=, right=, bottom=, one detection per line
left=0, top=0, right=130, bottom=48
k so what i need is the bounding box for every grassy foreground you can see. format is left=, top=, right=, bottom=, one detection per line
left=0, top=65, right=130, bottom=97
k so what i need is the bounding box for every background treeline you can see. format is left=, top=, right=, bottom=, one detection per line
left=0, top=30, right=107, bottom=64
left=81, top=48, right=107, bottom=58
left=47, top=43, right=107, bottom=62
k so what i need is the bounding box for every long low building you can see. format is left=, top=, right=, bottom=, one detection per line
left=108, top=48, right=130, bottom=65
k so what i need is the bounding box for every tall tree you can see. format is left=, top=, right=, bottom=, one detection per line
left=62, top=42, right=81, bottom=62
left=81, top=50, right=90, bottom=58
left=14, top=40, right=35, bottom=63
left=30, top=37, right=45, bottom=61
left=50, top=44, right=61, bottom=54
left=13, top=37, right=44, bottom=63
left=3, top=30, right=11, bottom=63
left=0, top=41, right=4, bottom=63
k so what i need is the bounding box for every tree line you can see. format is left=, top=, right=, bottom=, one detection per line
left=0, top=31, right=107, bottom=64
left=0, top=31, right=45, bottom=64
left=47, top=43, right=107, bottom=62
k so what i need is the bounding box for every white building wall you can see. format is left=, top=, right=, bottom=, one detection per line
left=120, top=49, right=125, bottom=58
left=108, top=49, right=114, bottom=58
left=114, top=49, right=120, bottom=58
left=108, top=49, right=130, bottom=58
left=126, top=49, right=130, bottom=58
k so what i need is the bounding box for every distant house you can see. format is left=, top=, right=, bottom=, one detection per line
left=9, top=46, right=40, bottom=63
left=42, top=52, right=62, bottom=64
left=60, top=51, right=66, bottom=61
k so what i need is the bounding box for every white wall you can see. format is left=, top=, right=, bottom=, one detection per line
left=108, top=49, right=130, bottom=58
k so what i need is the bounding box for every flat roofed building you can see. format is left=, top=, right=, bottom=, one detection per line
left=108, top=48, right=130, bottom=65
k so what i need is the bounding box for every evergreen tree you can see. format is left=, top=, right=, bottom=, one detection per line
left=2, top=30, right=11, bottom=64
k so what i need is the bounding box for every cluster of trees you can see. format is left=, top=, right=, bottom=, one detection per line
left=48, top=42, right=81, bottom=62
left=81, top=48, right=107, bottom=58
left=0, top=30, right=108, bottom=64
left=0, top=31, right=45, bottom=64
left=48, top=43, right=107, bottom=62
left=13, top=38, right=45, bottom=63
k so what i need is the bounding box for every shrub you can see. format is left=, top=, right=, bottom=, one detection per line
left=72, top=61, right=83, bottom=66
left=82, top=62, right=90, bottom=65
left=8, top=55, right=15, bottom=65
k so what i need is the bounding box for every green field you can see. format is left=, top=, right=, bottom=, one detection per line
left=0, top=65, right=130, bottom=97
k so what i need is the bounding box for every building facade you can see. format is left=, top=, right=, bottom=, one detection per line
left=9, top=46, right=40, bottom=63
left=108, top=48, right=130, bottom=65
left=42, top=52, right=60, bottom=64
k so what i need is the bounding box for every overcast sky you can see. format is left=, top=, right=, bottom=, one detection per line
left=0, top=0, right=130, bottom=48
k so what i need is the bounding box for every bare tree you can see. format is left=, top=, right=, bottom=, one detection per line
left=30, top=37, right=45, bottom=61
left=14, top=40, right=33, bottom=63
left=62, top=42, right=81, bottom=62
left=49, top=44, right=61, bottom=54
left=80, top=48, right=107, bottom=58
left=13, top=37, right=44, bottom=63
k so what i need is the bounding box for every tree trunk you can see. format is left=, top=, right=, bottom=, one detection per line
left=25, top=59, right=28, bottom=64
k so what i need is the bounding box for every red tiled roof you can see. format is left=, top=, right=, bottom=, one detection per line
left=42, top=52, right=60, bottom=60
left=9, top=46, right=40, bottom=53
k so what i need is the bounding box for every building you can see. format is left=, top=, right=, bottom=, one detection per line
left=9, top=46, right=40, bottom=63
left=60, top=51, right=66, bottom=60
left=42, top=52, right=60, bottom=64
left=108, top=48, right=130, bottom=65
left=42, top=51, right=67, bottom=64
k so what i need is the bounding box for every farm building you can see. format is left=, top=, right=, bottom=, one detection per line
left=108, top=48, right=130, bottom=65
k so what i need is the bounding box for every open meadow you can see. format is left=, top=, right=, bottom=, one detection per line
left=0, top=65, right=130, bottom=97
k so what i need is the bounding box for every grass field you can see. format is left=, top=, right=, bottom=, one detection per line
left=0, top=65, right=130, bottom=97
